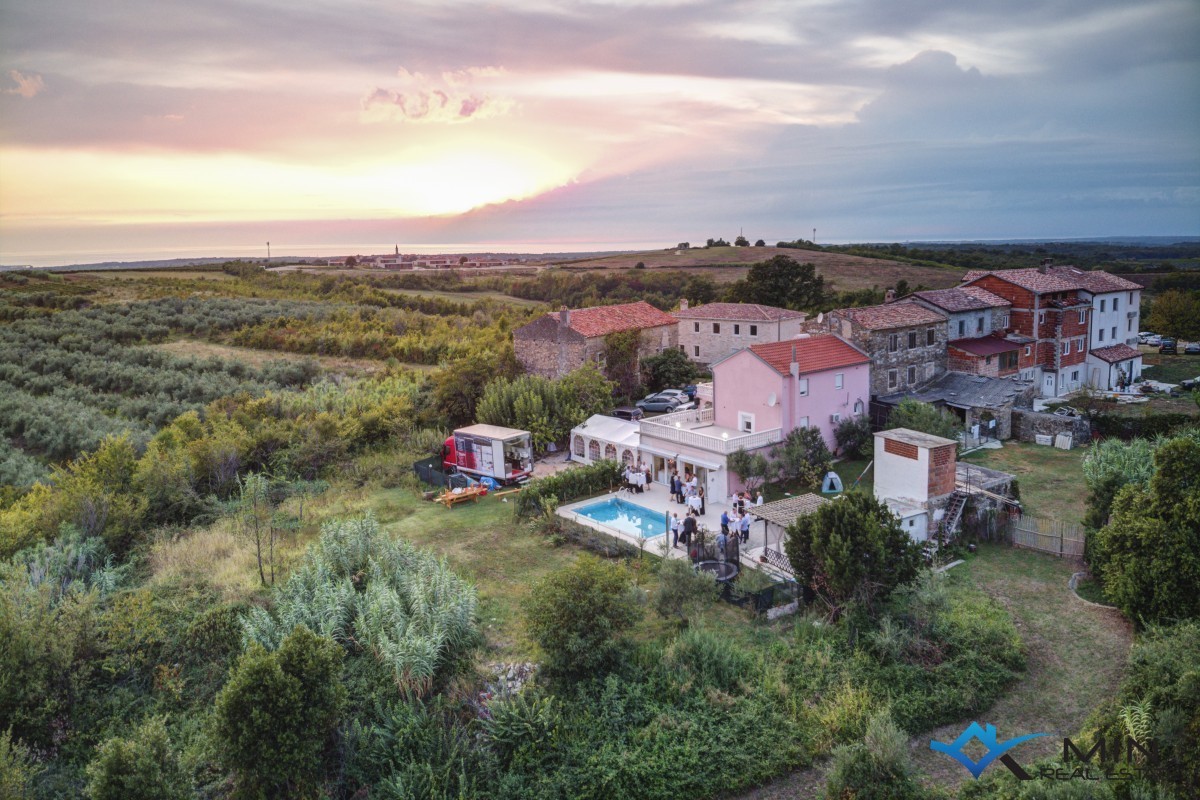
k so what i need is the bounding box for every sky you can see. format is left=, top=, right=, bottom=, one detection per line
left=1, top=0, right=1198, bottom=263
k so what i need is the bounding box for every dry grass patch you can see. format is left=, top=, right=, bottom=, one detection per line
left=150, top=338, right=388, bottom=374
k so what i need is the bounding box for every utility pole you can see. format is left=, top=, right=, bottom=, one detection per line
left=812, top=228, right=816, bottom=244
left=266, top=241, right=271, bottom=261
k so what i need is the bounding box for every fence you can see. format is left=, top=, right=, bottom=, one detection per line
left=412, top=456, right=469, bottom=489
left=1006, top=515, right=1085, bottom=559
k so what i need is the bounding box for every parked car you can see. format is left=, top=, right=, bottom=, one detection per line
left=1185, top=342, right=1200, bottom=355
left=1145, top=335, right=1163, bottom=347
left=636, top=392, right=685, bottom=413
left=674, top=400, right=698, bottom=411
left=657, top=389, right=687, bottom=401
left=1138, top=331, right=1155, bottom=343
left=1159, top=338, right=1178, bottom=354
left=610, top=406, right=645, bottom=421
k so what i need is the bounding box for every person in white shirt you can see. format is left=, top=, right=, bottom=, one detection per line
left=755, top=492, right=763, bottom=507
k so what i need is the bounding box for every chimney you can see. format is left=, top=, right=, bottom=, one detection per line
left=679, top=298, right=689, bottom=311
left=559, top=305, right=571, bottom=328
left=1038, top=257, right=1052, bottom=274
left=884, top=288, right=896, bottom=303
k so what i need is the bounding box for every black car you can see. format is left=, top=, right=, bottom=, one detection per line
left=1159, top=338, right=1178, bottom=355
left=610, top=406, right=645, bottom=421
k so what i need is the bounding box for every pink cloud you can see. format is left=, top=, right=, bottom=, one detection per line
left=4, top=69, right=45, bottom=98
left=360, top=65, right=511, bottom=124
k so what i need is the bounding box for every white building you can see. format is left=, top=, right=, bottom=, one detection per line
left=1047, top=267, right=1143, bottom=390
left=873, top=428, right=959, bottom=543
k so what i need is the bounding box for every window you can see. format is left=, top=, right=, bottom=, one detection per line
left=733, top=324, right=740, bottom=335
left=1113, top=298, right=1119, bottom=312
left=738, top=412, right=755, bottom=433
left=1072, top=370, right=1079, bottom=382
left=1038, top=310, right=1046, bottom=324
left=798, top=378, right=809, bottom=396
left=1128, top=319, right=1133, bottom=332
left=834, top=373, right=844, bottom=389
left=907, top=365, right=916, bottom=384
left=1100, top=299, right=1106, bottom=312
left=1078, top=310, right=1086, bottom=324
left=713, top=323, right=720, bottom=334
left=927, top=327, right=935, bottom=345
left=1000, top=314, right=1009, bottom=328
left=595, top=352, right=606, bottom=366
left=1062, top=341, right=1070, bottom=355
left=1111, top=326, right=1117, bottom=340
left=888, top=369, right=898, bottom=389
left=749, top=325, right=758, bottom=336
left=1025, top=345, right=1031, bottom=356
left=958, top=320, right=965, bottom=337
left=1129, top=291, right=1134, bottom=304
left=985, top=355, right=992, bottom=365
left=798, top=416, right=809, bottom=428
left=693, top=322, right=699, bottom=333
left=679, top=344, right=685, bottom=352
left=888, top=333, right=899, bottom=352
left=854, top=399, right=864, bottom=414
left=1078, top=337, right=1085, bottom=350
left=1099, top=329, right=1105, bottom=342
left=908, top=331, right=917, bottom=349
left=976, top=317, right=984, bottom=333
left=694, top=345, right=700, bottom=357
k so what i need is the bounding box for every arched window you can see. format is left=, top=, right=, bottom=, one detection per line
left=622, top=449, right=634, bottom=465
left=588, top=440, right=601, bottom=461
left=853, top=399, right=864, bottom=415
left=604, top=443, right=617, bottom=460
left=573, top=435, right=585, bottom=456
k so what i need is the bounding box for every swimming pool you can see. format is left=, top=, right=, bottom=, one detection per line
left=574, top=497, right=667, bottom=539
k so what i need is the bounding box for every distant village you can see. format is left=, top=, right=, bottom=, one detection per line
left=324, top=246, right=525, bottom=270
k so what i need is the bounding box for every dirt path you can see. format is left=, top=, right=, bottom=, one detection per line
left=735, top=545, right=1134, bottom=798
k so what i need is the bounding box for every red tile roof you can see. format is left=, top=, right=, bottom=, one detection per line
left=962, top=267, right=1082, bottom=294
left=948, top=335, right=1020, bottom=357
left=835, top=300, right=947, bottom=330
left=1048, top=266, right=1143, bottom=293
left=550, top=301, right=677, bottom=338
left=675, top=302, right=806, bottom=322
left=747, top=334, right=869, bottom=375
left=913, top=286, right=1011, bottom=313
left=1089, top=343, right=1142, bottom=363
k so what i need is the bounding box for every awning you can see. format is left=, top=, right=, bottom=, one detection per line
left=635, top=442, right=724, bottom=471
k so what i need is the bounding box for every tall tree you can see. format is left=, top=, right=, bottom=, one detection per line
left=726, top=255, right=827, bottom=310
left=784, top=491, right=922, bottom=618
left=1146, top=289, right=1200, bottom=340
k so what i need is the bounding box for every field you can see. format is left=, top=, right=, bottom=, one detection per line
left=961, top=442, right=1088, bottom=525
left=552, top=245, right=965, bottom=291
left=150, top=339, right=392, bottom=375
left=378, top=286, right=547, bottom=308
left=1140, top=346, right=1200, bottom=385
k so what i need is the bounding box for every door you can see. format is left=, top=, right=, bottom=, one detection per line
left=1043, top=373, right=1055, bottom=396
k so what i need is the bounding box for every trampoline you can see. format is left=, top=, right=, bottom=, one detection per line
left=695, top=560, right=740, bottom=582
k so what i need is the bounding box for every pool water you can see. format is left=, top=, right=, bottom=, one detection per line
left=575, top=497, right=667, bottom=539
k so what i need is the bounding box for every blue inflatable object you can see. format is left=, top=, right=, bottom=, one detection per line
left=480, top=476, right=500, bottom=491
left=820, top=471, right=844, bottom=494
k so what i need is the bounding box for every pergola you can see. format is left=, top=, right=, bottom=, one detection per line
left=752, top=493, right=830, bottom=554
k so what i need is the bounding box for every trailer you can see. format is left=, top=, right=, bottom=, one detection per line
left=442, top=424, right=533, bottom=486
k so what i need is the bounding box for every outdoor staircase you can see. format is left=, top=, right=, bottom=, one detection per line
left=938, top=490, right=969, bottom=540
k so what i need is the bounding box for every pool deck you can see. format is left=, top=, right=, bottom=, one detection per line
left=558, top=485, right=782, bottom=576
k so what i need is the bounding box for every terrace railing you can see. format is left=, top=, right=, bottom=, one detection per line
left=640, top=407, right=783, bottom=454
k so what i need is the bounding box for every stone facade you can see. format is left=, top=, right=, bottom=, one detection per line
left=842, top=322, right=950, bottom=396
left=675, top=302, right=807, bottom=366
left=513, top=304, right=678, bottom=380
left=1011, top=409, right=1092, bottom=447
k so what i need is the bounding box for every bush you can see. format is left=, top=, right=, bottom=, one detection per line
left=824, top=710, right=922, bottom=800
left=0, top=728, right=40, bottom=799
left=524, top=554, right=641, bottom=680
left=85, top=716, right=192, bottom=800
left=885, top=398, right=962, bottom=446
left=513, top=460, right=623, bottom=519
left=772, top=426, right=833, bottom=487
left=651, top=558, right=718, bottom=626
left=212, top=626, right=345, bottom=800
left=834, top=415, right=873, bottom=458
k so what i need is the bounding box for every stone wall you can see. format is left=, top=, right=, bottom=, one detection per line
left=855, top=321, right=949, bottom=396
left=678, top=316, right=804, bottom=365
left=514, top=316, right=588, bottom=379
left=1011, top=409, right=1091, bottom=447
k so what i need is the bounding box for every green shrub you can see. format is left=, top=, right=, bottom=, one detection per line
left=651, top=558, right=718, bottom=626
left=85, top=716, right=191, bottom=800
left=0, top=729, right=40, bottom=799
left=824, top=710, right=922, bottom=800
left=666, top=628, right=753, bottom=693
left=513, top=460, right=623, bottom=518
left=212, top=626, right=345, bottom=800
left=484, top=691, right=561, bottom=767
left=524, top=554, right=641, bottom=680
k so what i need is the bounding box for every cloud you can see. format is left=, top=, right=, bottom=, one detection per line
left=360, top=66, right=512, bottom=124
left=4, top=69, right=44, bottom=98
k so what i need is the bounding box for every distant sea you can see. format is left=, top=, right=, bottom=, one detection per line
left=0, top=241, right=660, bottom=270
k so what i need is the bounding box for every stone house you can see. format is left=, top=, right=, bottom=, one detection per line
left=513, top=301, right=679, bottom=380
left=908, top=286, right=1020, bottom=378
left=674, top=300, right=807, bottom=366
left=960, top=266, right=1092, bottom=397
left=822, top=301, right=949, bottom=396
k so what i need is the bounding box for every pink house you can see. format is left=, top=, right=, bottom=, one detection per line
left=637, top=334, right=870, bottom=501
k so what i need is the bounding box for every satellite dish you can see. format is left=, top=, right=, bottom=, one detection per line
left=767, top=392, right=777, bottom=407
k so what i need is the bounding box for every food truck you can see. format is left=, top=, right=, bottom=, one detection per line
left=441, top=425, right=534, bottom=486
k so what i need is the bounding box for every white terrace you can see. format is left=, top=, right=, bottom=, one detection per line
left=640, top=406, right=783, bottom=454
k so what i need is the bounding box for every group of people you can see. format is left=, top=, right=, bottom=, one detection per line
left=622, top=464, right=652, bottom=494
left=722, top=491, right=762, bottom=544
left=669, top=470, right=705, bottom=514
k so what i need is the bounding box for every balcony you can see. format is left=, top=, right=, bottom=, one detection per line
left=640, top=406, right=783, bottom=455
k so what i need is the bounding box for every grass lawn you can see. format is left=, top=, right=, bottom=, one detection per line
left=760, top=457, right=873, bottom=502
left=911, top=544, right=1133, bottom=789
left=1140, top=347, right=1200, bottom=384
left=961, top=442, right=1088, bottom=525
left=1073, top=575, right=1114, bottom=606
